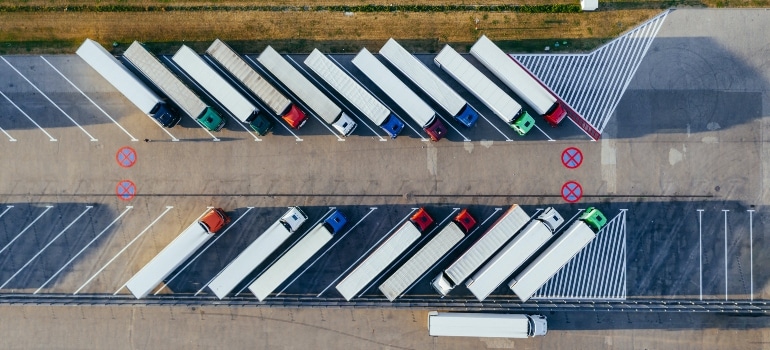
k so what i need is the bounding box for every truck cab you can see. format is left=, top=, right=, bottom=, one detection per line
left=280, top=207, right=308, bottom=233
left=197, top=107, right=226, bottom=131
left=282, top=104, right=308, bottom=129
left=410, top=208, right=434, bottom=232
left=425, top=117, right=448, bottom=141
left=198, top=208, right=231, bottom=234
left=323, top=210, right=348, bottom=234
left=453, top=209, right=477, bottom=233
left=333, top=112, right=358, bottom=136
left=151, top=103, right=181, bottom=128
left=581, top=207, right=607, bottom=232
left=511, top=110, right=536, bottom=136
left=537, top=207, right=564, bottom=232
left=527, top=315, right=548, bottom=337
left=544, top=102, right=567, bottom=126
left=380, top=114, right=405, bottom=138
left=455, top=104, right=479, bottom=128
left=431, top=272, right=454, bottom=296
left=250, top=114, right=275, bottom=136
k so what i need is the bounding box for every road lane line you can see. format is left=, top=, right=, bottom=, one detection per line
left=0, top=206, right=93, bottom=289
left=40, top=56, right=139, bottom=142
left=74, top=206, right=173, bottom=295
left=35, top=206, right=133, bottom=294
left=0, top=205, right=54, bottom=256
left=1, top=57, right=98, bottom=141
left=0, top=90, right=56, bottom=141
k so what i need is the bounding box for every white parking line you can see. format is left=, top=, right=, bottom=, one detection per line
left=284, top=55, right=391, bottom=141
left=0, top=205, right=53, bottom=256
left=0, top=90, right=56, bottom=141
left=40, top=56, right=139, bottom=142
left=159, top=56, right=222, bottom=142
left=74, top=206, right=173, bottom=295
left=0, top=125, right=15, bottom=142
left=242, top=56, right=343, bottom=141
left=158, top=207, right=254, bottom=295
left=533, top=124, right=554, bottom=141
left=276, top=207, right=377, bottom=297
left=1, top=57, right=98, bottom=142
left=318, top=208, right=417, bottom=297
left=697, top=209, right=703, bottom=300
left=472, top=107, right=512, bottom=141
left=0, top=206, right=93, bottom=289
left=233, top=208, right=336, bottom=297
left=748, top=209, right=754, bottom=301
left=34, top=206, right=133, bottom=294
left=0, top=205, right=13, bottom=219
left=723, top=209, right=729, bottom=301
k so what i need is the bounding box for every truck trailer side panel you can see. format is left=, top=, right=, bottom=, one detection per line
left=378, top=222, right=464, bottom=301
left=125, top=222, right=210, bottom=299
left=335, top=223, right=421, bottom=301
left=428, top=312, right=537, bottom=338
left=508, top=221, right=596, bottom=302
left=248, top=224, right=333, bottom=301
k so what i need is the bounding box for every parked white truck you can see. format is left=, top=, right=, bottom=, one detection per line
left=76, top=39, right=180, bottom=127
left=336, top=208, right=434, bottom=301
left=378, top=209, right=476, bottom=301
left=125, top=208, right=230, bottom=299
left=352, top=48, right=447, bottom=141
left=466, top=208, right=563, bottom=301
left=302, top=49, right=405, bottom=138
left=256, top=46, right=358, bottom=136
left=208, top=207, right=308, bottom=299
left=433, top=44, right=535, bottom=136
left=206, top=39, right=307, bottom=134
left=431, top=205, right=530, bottom=296
left=123, top=41, right=225, bottom=132
left=508, top=207, right=608, bottom=302
left=378, top=38, right=479, bottom=128
left=248, top=210, right=347, bottom=301
left=428, top=312, right=547, bottom=338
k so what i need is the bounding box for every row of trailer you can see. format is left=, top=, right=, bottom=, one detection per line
left=123, top=205, right=606, bottom=303
left=76, top=35, right=569, bottom=141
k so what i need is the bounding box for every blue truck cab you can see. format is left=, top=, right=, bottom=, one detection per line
left=151, top=103, right=181, bottom=128
left=380, top=113, right=405, bottom=139
left=455, top=104, right=479, bottom=128
left=324, top=210, right=348, bottom=234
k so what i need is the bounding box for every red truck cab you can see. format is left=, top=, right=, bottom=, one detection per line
left=410, top=208, right=434, bottom=232
left=544, top=103, right=567, bottom=127
left=199, top=208, right=231, bottom=234
left=283, top=104, right=308, bottom=129
left=453, top=209, right=477, bottom=233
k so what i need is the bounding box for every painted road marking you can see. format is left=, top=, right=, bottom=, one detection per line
left=748, top=209, right=755, bottom=301
left=317, top=208, right=416, bottom=297
left=40, top=56, right=139, bottom=142
left=158, top=207, right=254, bottom=296
left=34, top=206, right=133, bottom=294
left=562, top=147, right=583, bottom=169
left=0, top=206, right=93, bottom=289
left=1, top=57, right=98, bottom=141
left=561, top=181, right=583, bottom=203
left=0, top=90, right=56, bottom=141
left=275, top=207, right=378, bottom=297
left=159, top=56, right=221, bottom=142
left=116, top=147, right=137, bottom=168
left=0, top=124, right=15, bottom=141
left=697, top=209, right=703, bottom=300
left=533, top=124, right=555, bottom=141
left=116, top=180, right=137, bottom=201
left=74, top=206, right=173, bottom=295
left=0, top=205, right=54, bottom=256
left=0, top=206, right=13, bottom=220
left=723, top=209, right=729, bottom=301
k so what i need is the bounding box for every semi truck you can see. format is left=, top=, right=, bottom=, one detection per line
left=433, top=44, right=535, bottom=136
left=336, top=208, right=433, bottom=301
left=302, top=49, right=404, bottom=138
left=352, top=48, right=447, bottom=141
left=125, top=208, right=230, bottom=299
left=256, top=46, right=358, bottom=137
left=465, top=208, right=563, bottom=301
left=208, top=207, right=308, bottom=299
left=248, top=210, right=347, bottom=301
left=206, top=39, right=307, bottom=134
left=470, top=35, right=568, bottom=127
left=431, top=205, right=530, bottom=296
left=123, top=41, right=225, bottom=132
left=378, top=38, right=479, bottom=128
left=428, top=312, right=547, bottom=338
left=75, top=39, right=180, bottom=127
left=508, top=207, right=608, bottom=302
left=378, top=209, right=476, bottom=301
left=172, top=45, right=261, bottom=132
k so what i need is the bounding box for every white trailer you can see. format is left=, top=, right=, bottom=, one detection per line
left=428, top=312, right=547, bottom=338
left=123, top=41, right=224, bottom=132
left=172, top=45, right=259, bottom=126
left=125, top=208, right=229, bottom=299
left=466, top=208, right=564, bottom=301
left=352, top=48, right=446, bottom=141
left=256, top=46, right=357, bottom=136
left=75, top=39, right=179, bottom=127
left=248, top=210, right=347, bottom=301
left=508, top=208, right=607, bottom=302
left=378, top=221, right=465, bottom=301
left=433, top=44, right=535, bottom=136
left=336, top=221, right=422, bottom=301
left=469, top=35, right=567, bottom=126
left=378, top=38, right=479, bottom=128
left=208, top=207, right=307, bottom=299
left=432, top=205, right=529, bottom=296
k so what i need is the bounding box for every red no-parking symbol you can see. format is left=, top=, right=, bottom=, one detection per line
left=116, top=180, right=136, bottom=201
left=116, top=147, right=137, bottom=168
left=561, top=147, right=583, bottom=169
left=561, top=181, right=583, bottom=203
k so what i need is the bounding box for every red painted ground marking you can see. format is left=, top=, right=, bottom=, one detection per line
left=116, top=147, right=137, bottom=168
left=561, top=147, right=583, bottom=169
left=561, top=181, right=583, bottom=203
left=116, top=180, right=136, bottom=201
